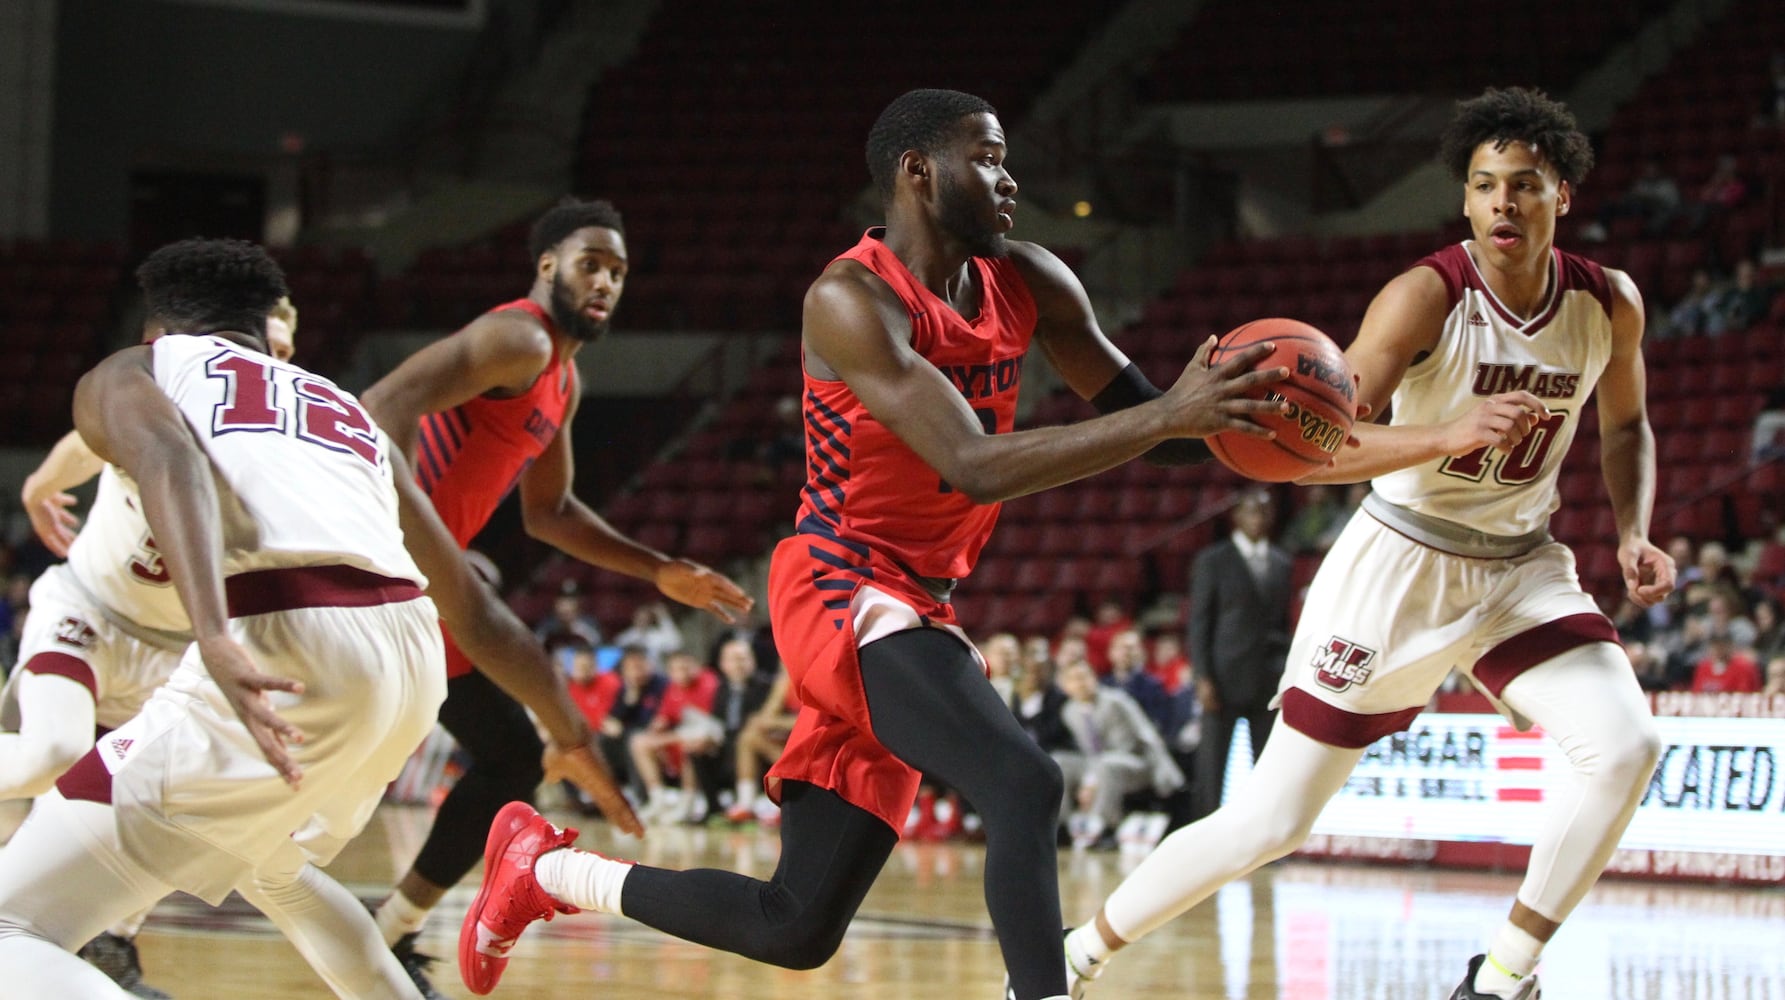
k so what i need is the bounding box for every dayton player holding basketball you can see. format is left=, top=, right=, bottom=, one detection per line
left=1063, top=87, right=1671, bottom=1000
left=458, top=88, right=1290, bottom=1000
left=357, top=197, right=751, bottom=976
left=0, top=238, right=578, bottom=999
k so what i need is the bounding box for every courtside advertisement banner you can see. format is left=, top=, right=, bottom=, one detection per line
left=1288, top=693, right=1785, bottom=883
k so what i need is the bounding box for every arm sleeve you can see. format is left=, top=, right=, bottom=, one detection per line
left=1089, top=363, right=1213, bottom=467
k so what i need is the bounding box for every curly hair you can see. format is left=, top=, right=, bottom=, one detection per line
left=528, top=197, right=625, bottom=261
left=136, top=238, right=289, bottom=338
left=1438, top=86, right=1594, bottom=186
left=865, top=88, right=998, bottom=203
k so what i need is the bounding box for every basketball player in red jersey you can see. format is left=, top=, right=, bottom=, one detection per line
left=358, top=197, right=752, bottom=988
left=458, top=90, right=1291, bottom=1000
left=1063, top=88, right=1672, bottom=1000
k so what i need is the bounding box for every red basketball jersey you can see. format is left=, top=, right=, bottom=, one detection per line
left=794, top=229, right=1037, bottom=580
left=413, top=298, right=575, bottom=548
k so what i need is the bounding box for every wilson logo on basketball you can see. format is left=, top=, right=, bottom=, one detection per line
left=1313, top=637, right=1377, bottom=692
left=1295, top=353, right=1355, bottom=402
left=1269, top=393, right=1347, bottom=455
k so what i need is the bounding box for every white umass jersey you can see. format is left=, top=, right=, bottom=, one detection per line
left=1372, top=242, right=1616, bottom=538
left=149, top=334, right=424, bottom=587
left=65, top=465, right=190, bottom=637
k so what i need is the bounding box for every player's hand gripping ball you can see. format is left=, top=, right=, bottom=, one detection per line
left=1208, top=318, right=1357, bottom=482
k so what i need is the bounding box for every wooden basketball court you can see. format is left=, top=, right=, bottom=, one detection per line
left=129, top=802, right=1783, bottom=998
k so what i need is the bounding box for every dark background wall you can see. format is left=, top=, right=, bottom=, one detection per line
left=50, top=0, right=484, bottom=238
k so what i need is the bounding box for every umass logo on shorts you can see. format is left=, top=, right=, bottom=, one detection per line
left=1312, top=636, right=1377, bottom=692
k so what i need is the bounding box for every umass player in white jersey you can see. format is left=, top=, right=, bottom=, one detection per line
left=0, top=239, right=565, bottom=1000
left=1065, top=88, right=1673, bottom=1000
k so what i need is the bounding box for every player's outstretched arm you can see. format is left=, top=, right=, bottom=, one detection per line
left=803, top=259, right=1286, bottom=504
left=517, top=382, right=754, bottom=625
left=73, top=345, right=307, bottom=786
left=1596, top=267, right=1675, bottom=609
left=1300, top=268, right=1546, bottom=484
left=19, top=429, right=105, bottom=557
left=360, top=311, right=554, bottom=460
left=389, top=451, right=644, bottom=835
left=1011, top=242, right=1213, bottom=466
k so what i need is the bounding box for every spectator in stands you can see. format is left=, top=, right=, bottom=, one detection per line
left=1280, top=483, right=1347, bottom=555
left=1105, top=628, right=1173, bottom=736
left=1083, top=599, right=1131, bottom=676
left=759, top=394, right=805, bottom=479
left=1751, top=596, right=1785, bottom=663
left=723, top=666, right=798, bottom=824
left=629, top=650, right=722, bottom=823
left=1011, top=655, right=1072, bottom=757
left=1056, top=663, right=1184, bottom=850
left=1691, top=630, right=1762, bottom=693
left=560, top=642, right=617, bottom=814
left=596, top=645, right=666, bottom=804
left=1764, top=656, right=1785, bottom=696
left=1020, top=634, right=1054, bottom=678
left=1681, top=542, right=1746, bottom=617
left=1187, top=489, right=1291, bottom=816
left=1660, top=269, right=1722, bottom=339
left=1146, top=631, right=1190, bottom=695
left=1708, top=258, right=1775, bottom=334
left=1054, top=634, right=1091, bottom=676
left=1585, top=158, right=1680, bottom=241
left=613, top=600, right=683, bottom=670
left=983, top=631, right=1021, bottom=706
left=1624, top=640, right=1671, bottom=692
left=1763, top=51, right=1785, bottom=127
left=1751, top=391, right=1785, bottom=464
left=535, top=580, right=604, bottom=654
left=1611, top=596, right=1655, bottom=645
left=0, top=573, right=26, bottom=671
left=1159, top=657, right=1204, bottom=828
left=1680, top=154, right=1748, bottom=236
left=691, top=637, right=773, bottom=819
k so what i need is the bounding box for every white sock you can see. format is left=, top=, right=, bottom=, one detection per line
left=534, top=847, right=632, bottom=914
left=374, top=891, right=431, bottom=947
left=733, top=780, right=754, bottom=807
left=1065, top=924, right=1109, bottom=979
left=1474, top=923, right=1543, bottom=996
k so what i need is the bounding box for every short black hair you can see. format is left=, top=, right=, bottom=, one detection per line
left=528, top=197, right=625, bottom=261
left=1439, top=86, right=1594, bottom=186
left=136, top=238, right=289, bottom=338
left=865, top=88, right=998, bottom=202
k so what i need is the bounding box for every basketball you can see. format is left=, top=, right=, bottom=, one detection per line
left=1207, top=317, right=1358, bottom=482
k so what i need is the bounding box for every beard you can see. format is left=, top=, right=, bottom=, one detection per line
left=548, top=271, right=611, bottom=343
left=937, top=169, right=1009, bottom=259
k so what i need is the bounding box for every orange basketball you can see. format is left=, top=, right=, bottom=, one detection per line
left=1207, top=318, right=1357, bottom=483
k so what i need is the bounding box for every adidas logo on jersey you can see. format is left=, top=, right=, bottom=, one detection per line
left=1467, top=311, right=1489, bottom=327
left=109, top=737, right=134, bottom=757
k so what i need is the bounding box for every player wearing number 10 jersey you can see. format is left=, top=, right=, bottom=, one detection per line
left=1064, top=88, right=1676, bottom=1000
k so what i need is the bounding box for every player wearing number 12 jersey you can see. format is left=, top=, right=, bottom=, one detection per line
left=1065, top=88, right=1674, bottom=1000
left=0, top=239, right=574, bottom=999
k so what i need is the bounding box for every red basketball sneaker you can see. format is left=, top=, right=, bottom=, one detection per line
left=459, top=802, right=581, bottom=995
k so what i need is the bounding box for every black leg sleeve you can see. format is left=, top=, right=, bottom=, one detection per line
left=858, top=628, right=1067, bottom=1000
left=620, top=781, right=896, bottom=969
left=411, top=671, right=546, bottom=889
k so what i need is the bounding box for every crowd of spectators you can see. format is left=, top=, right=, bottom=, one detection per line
left=1614, top=533, right=1785, bottom=696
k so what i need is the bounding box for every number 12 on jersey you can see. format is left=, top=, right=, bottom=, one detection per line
left=206, top=353, right=382, bottom=466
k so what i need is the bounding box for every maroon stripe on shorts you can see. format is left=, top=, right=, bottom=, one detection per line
left=55, top=747, right=112, bottom=805
left=1280, top=687, right=1421, bottom=749
left=25, top=651, right=98, bottom=701
left=226, top=564, right=423, bottom=617
left=1472, top=612, right=1619, bottom=698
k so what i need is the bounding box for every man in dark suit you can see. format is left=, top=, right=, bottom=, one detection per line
left=1188, top=489, right=1292, bottom=816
